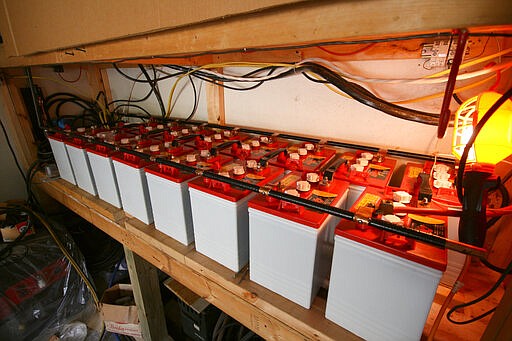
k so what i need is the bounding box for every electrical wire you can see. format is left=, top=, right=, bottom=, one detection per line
left=393, top=74, right=497, bottom=105
left=138, top=64, right=166, bottom=118
left=112, top=104, right=153, bottom=118
left=57, top=66, right=83, bottom=83
left=426, top=47, right=512, bottom=79
left=317, top=43, right=376, bottom=56
left=184, top=75, right=200, bottom=121
left=300, top=57, right=512, bottom=84
left=20, top=205, right=101, bottom=309
left=447, top=256, right=512, bottom=324
left=456, top=88, right=512, bottom=203
left=299, top=62, right=440, bottom=124
left=0, top=118, right=27, bottom=183
left=427, top=256, right=471, bottom=340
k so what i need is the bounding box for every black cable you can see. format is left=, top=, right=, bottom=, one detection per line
left=480, top=257, right=508, bottom=273
left=298, top=63, right=440, bottom=124
left=168, top=62, right=440, bottom=124
left=165, top=64, right=279, bottom=91
left=447, top=256, right=512, bottom=324
left=302, top=72, right=329, bottom=84
left=453, top=93, right=464, bottom=105
left=0, top=118, right=27, bottom=183
left=26, top=159, right=42, bottom=207
left=184, top=75, right=199, bottom=121
left=113, top=104, right=153, bottom=117
left=456, top=88, right=512, bottom=203
left=138, top=64, right=166, bottom=118
left=25, top=67, right=44, bottom=131
left=113, top=63, right=183, bottom=83
left=108, top=86, right=154, bottom=106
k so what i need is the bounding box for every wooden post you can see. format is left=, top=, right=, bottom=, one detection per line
left=124, top=246, right=169, bottom=341
left=206, top=68, right=225, bottom=125
left=0, top=73, right=37, bottom=169
left=481, top=281, right=512, bottom=341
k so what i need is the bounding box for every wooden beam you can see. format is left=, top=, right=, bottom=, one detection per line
left=481, top=280, right=512, bottom=341
left=206, top=69, right=225, bottom=125
left=124, top=246, right=169, bottom=341
left=1, top=0, right=510, bottom=67
left=0, top=73, right=37, bottom=169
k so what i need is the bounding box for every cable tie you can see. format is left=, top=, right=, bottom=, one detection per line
left=259, top=185, right=272, bottom=196
left=353, top=212, right=370, bottom=225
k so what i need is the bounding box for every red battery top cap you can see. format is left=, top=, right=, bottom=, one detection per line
left=333, top=151, right=397, bottom=188
left=335, top=187, right=447, bottom=271
left=189, top=163, right=283, bottom=202
left=249, top=171, right=350, bottom=229
left=268, top=144, right=337, bottom=172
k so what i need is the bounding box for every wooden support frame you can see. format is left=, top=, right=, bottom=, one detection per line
left=125, top=246, right=169, bottom=341
left=0, top=73, right=37, bottom=169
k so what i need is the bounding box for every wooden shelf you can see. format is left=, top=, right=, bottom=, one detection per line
left=33, top=167, right=510, bottom=340
left=36, top=175, right=361, bottom=340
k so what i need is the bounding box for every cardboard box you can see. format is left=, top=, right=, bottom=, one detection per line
left=101, top=284, right=142, bottom=338
left=1, top=0, right=306, bottom=56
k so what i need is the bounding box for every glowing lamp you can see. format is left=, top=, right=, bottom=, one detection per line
left=452, top=91, right=512, bottom=166
left=451, top=91, right=512, bottom=247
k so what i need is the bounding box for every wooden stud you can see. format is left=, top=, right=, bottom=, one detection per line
left=124, top=246, right=169, bottom=341
left=206, top=69, right=225, bottom=125
left=482, top=281, right=512, bottom=341
left=0, top=74, right=37, bottom=169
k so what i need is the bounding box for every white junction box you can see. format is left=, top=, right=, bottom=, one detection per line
left=248, top=171, right=349, bottom=308
left=48, top=133, right=76, bottom=185
left=87, top=144, right=123, bottom=208
left=188, top=163, right=283, bottom=272
left=65, top=138, right=98, bottom=196
left=112, top=152, right=154, bottom=224
left=326, top=224, right=446, bottom=341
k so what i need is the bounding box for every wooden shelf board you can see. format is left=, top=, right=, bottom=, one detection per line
left=1, top=0, right=510, bottom=67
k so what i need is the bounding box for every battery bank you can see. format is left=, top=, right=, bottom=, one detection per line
left=111, top=138, right=158, bottom=224
left=188, top=162, right=283, bottom=272
left=325, top=187, right=447, bottom=341
left=146, top=146, right=232, bottom=246
left=248, top=171, right=349, bottom=308
left=65, top=137, right=98, bottom=195
left=47, top=132, right=76, bottom=185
